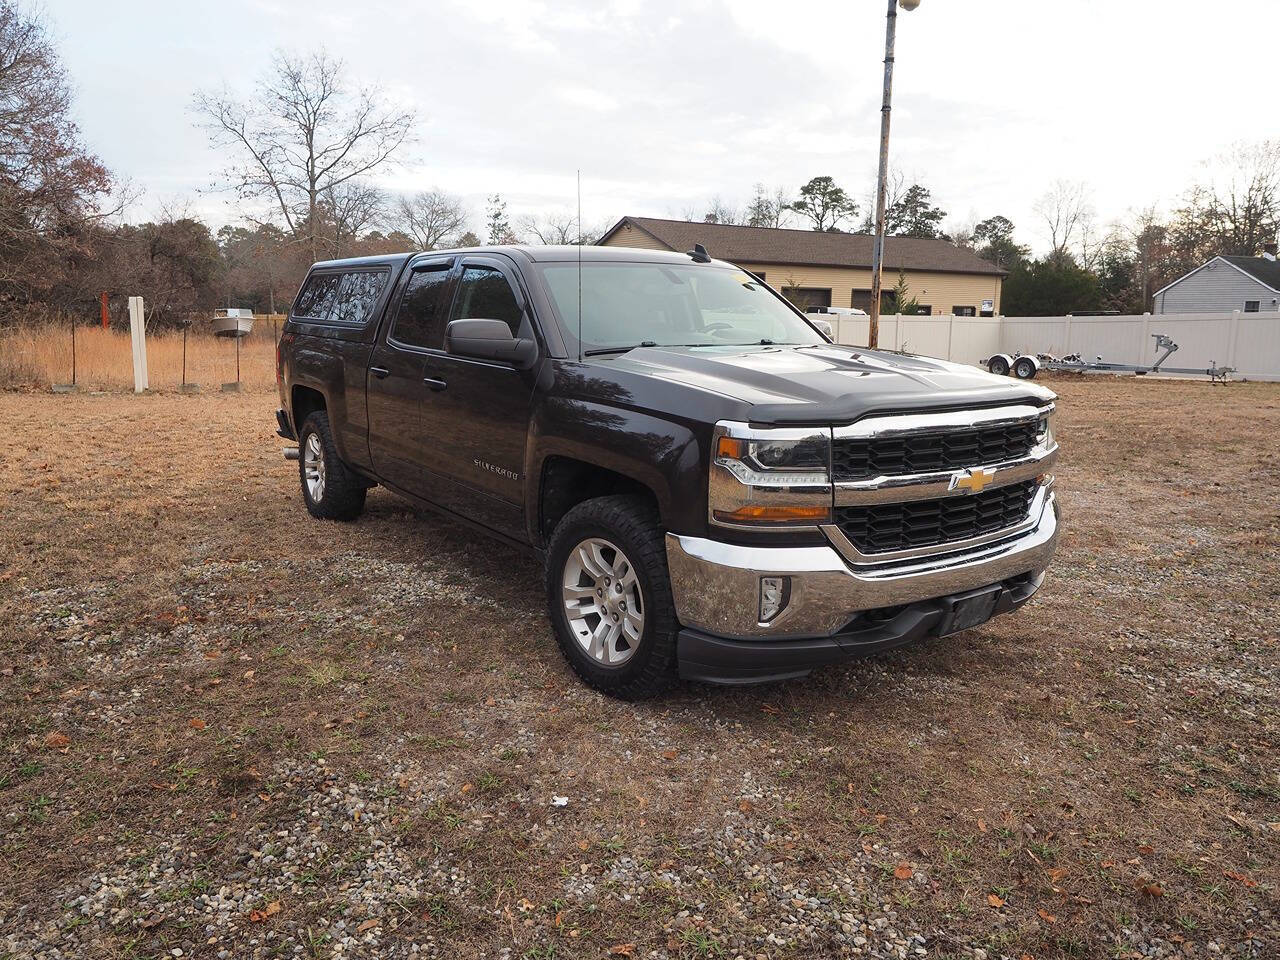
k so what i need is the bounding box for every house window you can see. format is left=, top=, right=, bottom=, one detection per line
left=1244, top=300, right=1260, bottom=312
left=952, top=305, right=977, bottom=317
left=746, top=270, right=766, bottom=283
left=852, top=289, right=897, bottom=313
left=911, top=305, right=932, bottom=316
left=782, top=287, right=831, bottom=311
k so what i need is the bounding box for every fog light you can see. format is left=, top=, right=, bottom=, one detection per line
left=759, top=576, right=789, bottom=623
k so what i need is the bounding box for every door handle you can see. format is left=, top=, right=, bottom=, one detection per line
left=369, top=366, right=390, bottom=379
left=422, top=376, right=448, bottom=392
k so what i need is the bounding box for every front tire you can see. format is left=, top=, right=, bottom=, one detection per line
left=545, top=496, right=677, bottom=699
left=298, top=411, right=367, bottom=521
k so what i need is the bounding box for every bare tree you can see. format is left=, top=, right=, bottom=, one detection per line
left=745, top=183, right=793, bottom=228
left=194, top=49, right=415, bottom=262
left=0, top=2, right=118, bottom=303
left=1034, top=180, right=1095, bottom=262
left=701, top=196, right=740, bottom=225
left=322, top=181, right=383, bottom=258
left=394, top=189, right=467, bottom=249
left=1181, top=141, right=1280, bottom=257
left=948, top=213, right=980, bottom=250
left=519, top=212, right=579, bottom=244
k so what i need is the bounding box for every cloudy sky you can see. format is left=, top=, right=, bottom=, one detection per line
left=53, top=0, right=1278, bottom=253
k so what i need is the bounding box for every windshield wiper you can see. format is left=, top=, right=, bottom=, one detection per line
left=582, top=340, right=657, bottom=357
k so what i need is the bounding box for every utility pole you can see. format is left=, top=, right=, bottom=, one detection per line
left=869, top=0, right=920, bottom=349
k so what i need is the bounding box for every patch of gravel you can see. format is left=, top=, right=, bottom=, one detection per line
left=25, top=583, right=209, bottom=677
left=2, top=759, right=466, bottom=959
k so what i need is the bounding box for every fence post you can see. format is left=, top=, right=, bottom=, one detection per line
left=1227, top=310, right=1241, bottom=372
left=946, top=313, right=955, bottom=362
left=128, top=296, right=149, bottom=393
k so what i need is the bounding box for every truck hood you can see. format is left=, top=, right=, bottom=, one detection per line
left=598, top=343, right=1054, bottom=425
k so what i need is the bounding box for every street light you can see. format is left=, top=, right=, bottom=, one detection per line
left=868, top=0, right=920, bottom=349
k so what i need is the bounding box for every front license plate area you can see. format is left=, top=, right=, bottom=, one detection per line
left=937, top=589, right=999, bottom=637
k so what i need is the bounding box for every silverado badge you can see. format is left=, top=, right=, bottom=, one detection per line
left=950, top=466, right=996, bottom=495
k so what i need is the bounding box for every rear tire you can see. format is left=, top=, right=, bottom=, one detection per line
left=1013, top=356, right=1038, bottom=380
left=298, top=411, right=367, bottom=521
left=545, top=495, right=677, bottom=699
left=987, top=355, right=1011, bottom=377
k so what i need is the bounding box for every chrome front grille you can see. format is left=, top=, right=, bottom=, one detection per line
left=824, top=404, right=1056, bottom=563
left=831, top=419, right=1040, bottom=481
left=834, top=480, right=1038, bottom=554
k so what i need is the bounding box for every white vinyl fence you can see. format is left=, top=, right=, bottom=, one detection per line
left=824, top=311, right=1280, bottom=381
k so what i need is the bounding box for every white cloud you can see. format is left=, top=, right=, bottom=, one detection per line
left=51, top=0, right=1280, bottom=253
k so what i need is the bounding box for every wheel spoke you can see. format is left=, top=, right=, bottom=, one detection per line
left=563, top=583, right=595, bottom=602
left=603, top=624, right=623, bottom=663
left=577, top=544, right=605, bottom=578
left=587, top=619, right=610, bottom=661
left=622, top=608, right=643, bottom=642
left=589, top=541, right=612, bottom=577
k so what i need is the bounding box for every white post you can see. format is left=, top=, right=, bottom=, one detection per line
left=128, top=296, right=149, bottom=393
left=1227, top=309, right=1242, bottom=372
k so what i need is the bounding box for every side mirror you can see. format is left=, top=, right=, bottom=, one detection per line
left=445, top=318, right=537, bottom=367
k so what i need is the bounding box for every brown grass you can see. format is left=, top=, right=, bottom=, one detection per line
left=0, top=320, right=281, bottom=392
left=0, top=379, right=1276, bottom=959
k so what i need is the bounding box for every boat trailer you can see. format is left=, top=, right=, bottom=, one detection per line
left=984, top=334, right=1236, bottom=383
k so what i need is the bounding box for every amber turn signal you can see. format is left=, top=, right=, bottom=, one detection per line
left=712, top=504, right=831, bottom=524
left=716, top=435, right=747, bottom=460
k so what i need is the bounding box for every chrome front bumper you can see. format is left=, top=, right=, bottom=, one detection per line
left=666, top=487, right=1059, bottom=641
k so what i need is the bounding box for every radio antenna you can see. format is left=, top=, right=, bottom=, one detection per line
left=577, top=169, right=583, bottom=363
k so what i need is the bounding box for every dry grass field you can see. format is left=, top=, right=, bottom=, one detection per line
left=0, top=323, right=280, bottom=392
left=0, top=377, right=1277, bottom=960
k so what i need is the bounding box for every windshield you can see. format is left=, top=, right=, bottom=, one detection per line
left=535, top=261, right=825, bottom=355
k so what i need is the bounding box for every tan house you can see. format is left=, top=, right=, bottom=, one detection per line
left=598, top=216, right=1005, bottom=316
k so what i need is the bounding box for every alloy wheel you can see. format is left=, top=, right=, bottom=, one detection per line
left=561, top=537, right=644, bottom=666
left=303, top=432, right=326, bottom=502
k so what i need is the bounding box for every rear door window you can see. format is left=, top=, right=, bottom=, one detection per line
left=390, top=264, right=454, bottom=349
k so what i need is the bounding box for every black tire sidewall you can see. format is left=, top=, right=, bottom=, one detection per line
left=545, top=497, right=676, bottom=698
left=989, top=356, right=1010, bottom=377
left=1014, top=358, right=1035, bottom=379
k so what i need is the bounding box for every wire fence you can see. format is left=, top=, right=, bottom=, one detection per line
left=0, top=315, right=284, bottom=392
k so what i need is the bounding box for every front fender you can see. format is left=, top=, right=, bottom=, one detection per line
left=529, top=396, right=705, bottom=542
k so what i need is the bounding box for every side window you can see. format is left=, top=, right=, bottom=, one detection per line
left=293, top=273, right=342, bottom=320
left=1244, top=300, right=1260, bottom=313
left=451, top=266, right=523, bottom=335
left=332, top=270, right=389, bottom=325
left=390, top=265, right=453, bottom=349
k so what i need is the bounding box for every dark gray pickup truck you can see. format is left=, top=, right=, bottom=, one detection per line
left=275, top=244, right=1059, bottom=698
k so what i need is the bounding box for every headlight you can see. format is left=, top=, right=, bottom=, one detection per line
left=709, top=422, right=831, bottom=528
left=1036, top=411, right=1055, bottom=449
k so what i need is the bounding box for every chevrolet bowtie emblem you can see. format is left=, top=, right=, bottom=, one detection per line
left=950, top=467, right=996, bottom=494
